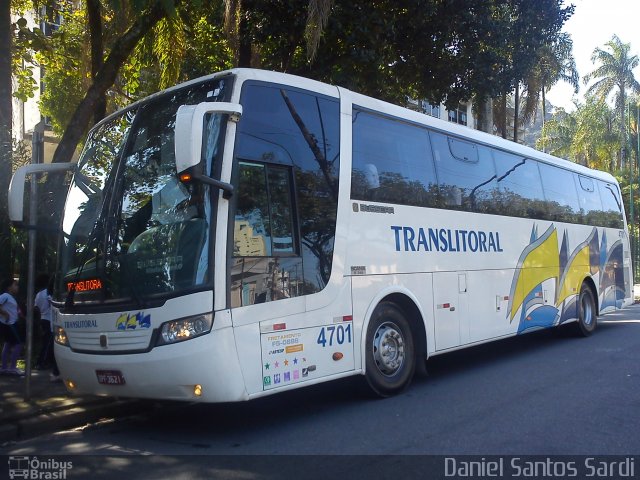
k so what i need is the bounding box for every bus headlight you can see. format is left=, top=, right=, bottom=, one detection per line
left=54, top=326, right=69, bottom=346
left=157, top=313, right=213, bottom=346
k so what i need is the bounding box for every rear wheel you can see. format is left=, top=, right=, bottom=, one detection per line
left=572, top=283, right=597, bottom=337
left=364, top=302, right=415, bottom=397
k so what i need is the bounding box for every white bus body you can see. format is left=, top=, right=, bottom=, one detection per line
left=12, top=69, right=632, bottom=402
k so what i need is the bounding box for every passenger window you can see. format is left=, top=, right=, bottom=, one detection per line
left=577, top=175, right=604, bottom=224
left=431, top=133, right=499, bottom=213
left=493, top=152, right=546, bottom=219
left=598, top=181, right=624, bottom=228
left=539, top=163, right=580, bottom=223
left=351, top=109, right=438, bottom=207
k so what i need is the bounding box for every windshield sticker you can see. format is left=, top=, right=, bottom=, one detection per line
left=116, top=312, right=151, bottom=330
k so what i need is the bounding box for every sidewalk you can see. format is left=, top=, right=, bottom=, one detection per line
left=0, top=368, right=145, bottom=445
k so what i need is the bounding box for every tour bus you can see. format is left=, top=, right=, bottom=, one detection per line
left=9, top=69, right=633, bottom=402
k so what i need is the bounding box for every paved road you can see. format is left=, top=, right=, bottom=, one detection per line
left=3, top=305, right=639, bottom=476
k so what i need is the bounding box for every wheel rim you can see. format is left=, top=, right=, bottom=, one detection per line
left=372, top=321, right=405, bottom=376
left=581, top=293, right=593, bottom=326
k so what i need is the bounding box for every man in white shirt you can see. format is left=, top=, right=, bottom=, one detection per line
left=35, top=274, right=53, bottom=371
left=0, top=278, right=24, bottom=375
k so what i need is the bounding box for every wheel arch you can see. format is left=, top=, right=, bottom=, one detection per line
left=582, top=275, right=599, bottom=316
left=359, top=288, right=428, bottom=375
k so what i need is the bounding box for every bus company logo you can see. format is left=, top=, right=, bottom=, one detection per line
left=116, top=312, right=151, bottom=330
left=391, top=225, right=503, bottom=253
left=8, top=456, right=72, bottom=479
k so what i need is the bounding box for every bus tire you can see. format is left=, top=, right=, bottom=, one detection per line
left=572, top=283, right=597, bottom=337
left=364, top=302, right=415, bottom=397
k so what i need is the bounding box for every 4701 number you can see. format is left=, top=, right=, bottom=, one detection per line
left=317, top=324, right=352, bottom=347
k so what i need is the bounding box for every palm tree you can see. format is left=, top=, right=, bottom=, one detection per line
left=522, top=33, right=579, bottom=132
left=501, top=34, right=578, bottom=145
left=584, top=35, right=640, bottom=169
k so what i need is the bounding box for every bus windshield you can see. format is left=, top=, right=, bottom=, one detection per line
left=55, top=77, right=230, bottom=307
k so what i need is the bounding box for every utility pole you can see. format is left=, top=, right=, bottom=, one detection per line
left=25, top=121, right=44, bottom=401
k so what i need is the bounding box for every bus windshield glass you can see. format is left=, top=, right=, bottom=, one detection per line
left=55, top=77, right=230, bottom=306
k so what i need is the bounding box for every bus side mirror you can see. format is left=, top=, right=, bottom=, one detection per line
left=174, top=102, right=242, bottom=175
left=8, top=163, right=75, bottom=225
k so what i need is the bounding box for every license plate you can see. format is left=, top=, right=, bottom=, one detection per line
left=96, top=370, right=126, bottom=385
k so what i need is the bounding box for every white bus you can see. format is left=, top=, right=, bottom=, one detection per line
left=9, top=69, right=633, bottom=401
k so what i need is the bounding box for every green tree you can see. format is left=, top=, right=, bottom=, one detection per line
left=537, top=98, right=618, bottom=171
left=537, top=107, right=577, bottom=159
left=0, top=1, right=13, bottom=279
left=584, top=35, right=640, bottom=169
left=46, top=0, right=184, bottom=164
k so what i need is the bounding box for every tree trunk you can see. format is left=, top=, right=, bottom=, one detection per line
left=237, top=5, right=252, bottom=67
left=513, top=83, right=520, bottom=143
left=0, top=2, right=13, bottom=277
left=52, top=1, right=178, bottom=164
left=501, top=94, right=507, bottom=139
left=620, top=87, right=626, bottom=170
left=87, top=0, right=106, bottom=124
left=541, top=87, right=547, bottom=153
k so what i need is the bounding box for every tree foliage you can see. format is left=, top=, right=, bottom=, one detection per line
left=3, top=0, right=577, bottom=279
left=584, top=35, right=640, bottom=168
left=538, top=98, right=621, bottom=171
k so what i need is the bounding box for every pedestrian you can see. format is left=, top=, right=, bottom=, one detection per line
left=35, top=274, right=53, bottom=370
left=0, top=278, right=25, bottom=376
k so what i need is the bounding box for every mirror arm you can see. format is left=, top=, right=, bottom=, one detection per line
left=191, top=172, right=234, bottom=199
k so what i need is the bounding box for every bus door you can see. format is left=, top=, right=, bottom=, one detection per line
left=433, top=272, right=469, bottom=350
left=226, top=81, right=347, bottom=395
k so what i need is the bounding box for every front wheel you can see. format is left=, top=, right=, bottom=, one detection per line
left=364, top=302, right=416, bottom=397
left=572, top=283, right=597, bottom=337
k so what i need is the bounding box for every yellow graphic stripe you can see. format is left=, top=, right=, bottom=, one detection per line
left=556, top=245, right=590, bottom=306
left=510, top=229, right=559, bottom=321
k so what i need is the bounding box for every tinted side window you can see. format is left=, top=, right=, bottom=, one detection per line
left=351, top=110, right=438, bottom=207
left=431, top=133, right=499, bottom=214
left=493, top=151, right=546, bottom=219
left=234, top=162, right=296, bottom=257
left=598, top=181, right=624, bottom=228
left=577, top=175, right=604, bottom=225
left=539, top=163, right=580, bottom=223
left=232, top=84, right=340, bottom=307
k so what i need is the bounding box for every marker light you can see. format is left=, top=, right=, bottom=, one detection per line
left=194, top=384, right=203, bottom=397
left=65, top=380, right=76, bottom=390
left=54, top=326, right=69, bottom=346
left=157, top=313, right=213, bottom=346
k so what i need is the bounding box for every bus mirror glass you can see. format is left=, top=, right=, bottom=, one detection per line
left=8, top=163, right=75, bottom=224
left=174, top=101, right=243, bottom=174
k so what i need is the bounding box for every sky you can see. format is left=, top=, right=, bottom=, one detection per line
left=545, top=0, right=640, bottom=112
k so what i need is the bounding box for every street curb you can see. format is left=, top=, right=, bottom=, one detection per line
left=0, top=399, right=148, bottom=445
